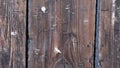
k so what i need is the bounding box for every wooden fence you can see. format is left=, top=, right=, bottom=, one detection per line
left=0, top=0, right=120, bottom=68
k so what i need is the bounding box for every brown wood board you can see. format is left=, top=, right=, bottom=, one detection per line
left=98, top=0, right=120, bottom=68
left=0, top=0, right=26, bottom=68
left=28, top=0, right=96, bottom=68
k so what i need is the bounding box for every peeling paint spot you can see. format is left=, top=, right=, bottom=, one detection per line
left=41, top=6, right=46, bottom=13
left=11, top=31, right=17, bottom=36
left=54, top=48, right=61, bottom=54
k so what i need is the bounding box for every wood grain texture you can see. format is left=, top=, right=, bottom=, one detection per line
left=98, top=0, right=120, bottom=68
left=28, top=0, right=96, bottom=68
left=0, top=0, right=26, bottom=68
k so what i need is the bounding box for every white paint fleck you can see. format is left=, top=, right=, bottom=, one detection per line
left=52, top=23, right=57, bottom=27
left=65, top=5, right=70, bottom=10
left=112, top=11, right=115, bottom=26
left=112, top=0, right=116, bottom=26
left=41, top=6, right=46, bottom=13
left=50, top=23, right=57, bottom=30
left=11, top=31, right=17, bottom=36
left=34, top=49, right=40, bottom=55
left=84, top=20, right=89, bottom=23
left=54, top=48, right=61, bottom=54
left=65, top=7, right=70, bottom=10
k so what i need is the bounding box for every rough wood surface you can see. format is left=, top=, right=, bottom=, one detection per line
left=0, top=0, right=26, bottom=68
left=2, top=0, right=120, bottom=68
left=98, top=0, right=120, bottom=68
left=28, top=0, right=96, bottom=68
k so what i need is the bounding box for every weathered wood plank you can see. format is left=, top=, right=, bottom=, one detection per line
left=0, top=0, right=26, bottom=68
left=98, top=0, right=120, bottom=68
left=28, top=0, right=96, bottom=68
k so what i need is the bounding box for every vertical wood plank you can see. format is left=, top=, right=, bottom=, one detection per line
left=28, top=0, right=96, bottom=68
left=0, top=0, right=26, bottom=68
left=98, top=0, right=120, bottom=68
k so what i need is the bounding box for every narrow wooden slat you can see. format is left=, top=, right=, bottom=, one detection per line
left=28, top=0, right=96, bottom=68
left=98, top=0, right=120, bottom=68
left=0, top=0, right=26, bottom=68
